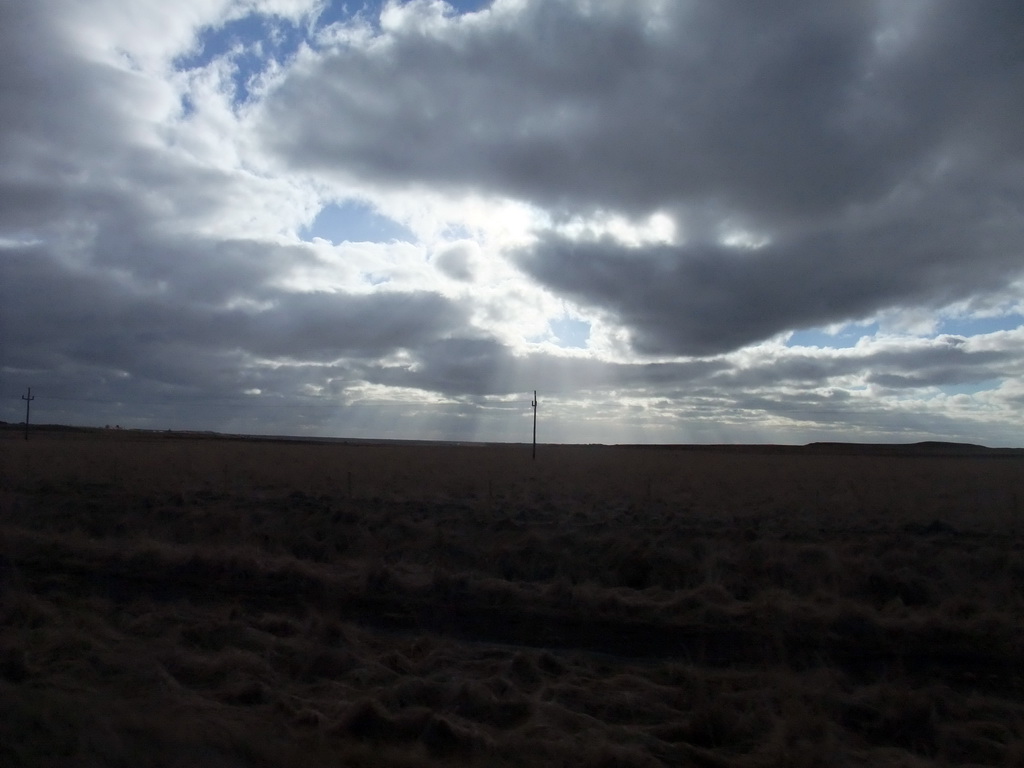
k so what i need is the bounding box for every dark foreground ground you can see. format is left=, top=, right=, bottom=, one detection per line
left=1, top=429, right=1023, bottom=766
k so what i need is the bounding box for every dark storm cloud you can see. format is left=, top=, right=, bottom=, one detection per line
left=2, top=243, right=465, bottom=394
left=363, top=336, right=727, bottom=397
left=261, top=0, right=1024, bottom=353
left=433, top=243, right=476, bottom=281
left=239, top=290, right=464, bottom=359
left=262, top=1, right=1024, bottom=216
left=518, top=204, right=1021, bottom=356
left=263, top=1, right=883, bottom=217
left=0, top=3, right=156, bottom=232
left=716, top=337, right=1011, bottom=391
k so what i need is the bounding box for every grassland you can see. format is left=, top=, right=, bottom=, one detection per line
left=1, top=427, right=1023, bottom=766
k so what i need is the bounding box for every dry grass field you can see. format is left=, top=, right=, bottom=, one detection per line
left=2, top=427, right=1023, bottom=767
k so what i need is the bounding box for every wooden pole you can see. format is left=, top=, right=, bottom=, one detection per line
left=531, top=391, right=537, bottom=460
left=21, top=387, right=34, bottom=441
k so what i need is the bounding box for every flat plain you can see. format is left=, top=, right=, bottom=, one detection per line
left=2, top=427, right=1023, bottom=766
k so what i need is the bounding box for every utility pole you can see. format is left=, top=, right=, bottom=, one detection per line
left=531, top=390, right=537, bottom=460
left=21, top=387, right=34, bottom=441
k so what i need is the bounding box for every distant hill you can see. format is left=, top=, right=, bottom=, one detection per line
left=804, top=441, right=1024, bottom=457
left=3, top=422, right=1022, bottom=456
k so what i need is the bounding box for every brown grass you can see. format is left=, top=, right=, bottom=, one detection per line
left=1, top=428, right=1023, bottom=766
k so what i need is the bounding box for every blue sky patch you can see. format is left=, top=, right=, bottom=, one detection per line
left=431, top=0, right=491, bottom=12
left=174, top=13, right=305, bottom=104
left=174, top=2, right=491, bottom=107
left=302, top=201, right=414, bottom=244
left=551, top=316, right=591, bottom=349
left=367, top=0, right=492, bottom=18
left=787, top=323, right=879, bottom=349
left=939, top=379, right=1003, bottom=397
left=313, top=1, right=359, bottom=29
left=313, top=1, right=494, bottom=35
left=939, top=313, right=1024, bottom=337
left=788, top=314, right=1022, bottom=349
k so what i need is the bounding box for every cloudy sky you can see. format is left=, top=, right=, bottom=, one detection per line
left=2, top=0, right=1024, bottom=445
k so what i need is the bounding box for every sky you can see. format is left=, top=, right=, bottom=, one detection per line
left=2, top=0, right=1024, bottom=446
